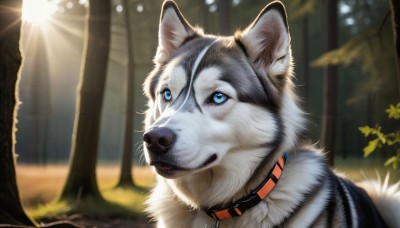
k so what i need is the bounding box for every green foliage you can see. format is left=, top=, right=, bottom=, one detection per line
left=312, top=26, right=394, bottom=82
left=311, top=3, right=397, bottom=101
left=386, top=103, right=400, bottom=119
left=283, top=0, right=317, bottom=19
left=359, top=102, right=400, bottom=169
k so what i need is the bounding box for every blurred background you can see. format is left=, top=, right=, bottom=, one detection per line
left=17, top=0, right=398, bottom=165
left=12, top=0, right=399, bottom=224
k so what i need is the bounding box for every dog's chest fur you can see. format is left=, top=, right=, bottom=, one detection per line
left=147, top=150, right=337, bottom=228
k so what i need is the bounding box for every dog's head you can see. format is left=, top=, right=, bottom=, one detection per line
left=143, top=0, right=303, bottom=179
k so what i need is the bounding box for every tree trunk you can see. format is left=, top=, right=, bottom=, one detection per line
left=302, top=15, right=310, bottom=105
left=60, top=0, right=111, bottom=201
left=217, top=0, right=230, bottom=35
left=320, top=0, right=338, bottom=167
left=390, top=0, right=400, bottom=95
left=116, top=0, right=136, bottom=188
left=0, top=0, right=35, bottom=225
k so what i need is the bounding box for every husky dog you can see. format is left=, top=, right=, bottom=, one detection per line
left=142, top=1, right=400, bottom=227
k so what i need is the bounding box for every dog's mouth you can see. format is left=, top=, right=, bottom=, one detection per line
left=152, top=161, right=187, bottom=171
left=150, top=154, right=218, bottom=177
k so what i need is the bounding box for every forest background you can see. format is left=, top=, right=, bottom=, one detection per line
left=0, top=0, right=399, bottom=226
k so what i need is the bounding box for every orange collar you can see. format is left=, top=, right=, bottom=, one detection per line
left=205, top=152, right=288, bottom=223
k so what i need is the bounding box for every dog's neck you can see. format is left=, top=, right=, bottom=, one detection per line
left=165, top=147, right=283, bottom=210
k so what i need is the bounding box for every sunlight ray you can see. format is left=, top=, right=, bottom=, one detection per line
left=0, top=19, right=21, bottom=37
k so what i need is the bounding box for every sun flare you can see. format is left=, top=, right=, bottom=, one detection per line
left=22, top=0, right=57, bottom=25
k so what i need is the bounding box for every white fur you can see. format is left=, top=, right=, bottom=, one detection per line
left=357, top=175, right=400, bottom=228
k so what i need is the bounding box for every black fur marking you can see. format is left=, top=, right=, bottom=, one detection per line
left=219, top=72, right=273, bottom=110
left=336, top=178, right=352, bottom=227
left=181, top=34, right=200, bottom=47
left=326, top=173, right=338, bottom=227
left=234, top=37, right=248, bottom=57
left=338, top=177, right=389, bottom=228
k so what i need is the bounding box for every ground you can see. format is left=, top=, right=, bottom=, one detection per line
left=15, top=158, right=399, bottom=227
left=16, top=165, right=155, bottom=227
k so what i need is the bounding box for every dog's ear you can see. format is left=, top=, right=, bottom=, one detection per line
left=236, top=1, right=291, bottom=92
left=155, top=1, right=198, bottom=64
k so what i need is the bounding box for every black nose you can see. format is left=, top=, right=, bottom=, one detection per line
left=143, top=127, right=176, bottom=154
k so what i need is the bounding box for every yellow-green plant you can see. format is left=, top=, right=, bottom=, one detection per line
left=359, top=102, right=400, bottom=169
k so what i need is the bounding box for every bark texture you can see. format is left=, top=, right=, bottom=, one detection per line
left=320, top=0, right=338, bottom=167
left=0, top=0, right=34, bottom=225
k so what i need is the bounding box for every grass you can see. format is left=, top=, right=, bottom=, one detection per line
left=16, top=165, right=155, bottom=221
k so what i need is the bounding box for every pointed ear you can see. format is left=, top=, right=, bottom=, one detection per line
left=155, top=1, right=199, bottom=64
left=236, top=1, right=292, bottom=92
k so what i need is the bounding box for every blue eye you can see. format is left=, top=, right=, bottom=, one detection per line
left=162, top=89, right=172, bottom=101
left=211, top=92, right=228, bottom=104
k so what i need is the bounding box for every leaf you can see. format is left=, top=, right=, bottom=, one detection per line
left=363, top=138, right=380, bottom=157
left=386, top=103, right=400, bottom=119
left=287, top=0, right=317, bottom=19
left=311, top=28, right=385, bottom=69
left=395, top=131, right=400, bottom=143
left=377, top=131, right=387, bottom=144
left=387, top=132, right=400, bottom=145
left=384, top=156, right=397, bottom=167
left=359, top=126, right=373, bottom=137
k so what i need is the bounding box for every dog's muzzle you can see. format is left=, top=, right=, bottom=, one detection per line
left=143, top=127, right=176, bottom=154
left=143, top=126, right=218, bottom=178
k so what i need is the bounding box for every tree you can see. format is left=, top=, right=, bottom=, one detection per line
left=314, top=1, right=399, bottom=95
left=320, top=0, right=338, bottom=166
left=312, top=0, right=399, bottom=162
left=217, top=0, right=230, bottom=35
left=0, top=0, right=34, bottom=225
left=116, top=0, right=136, bottom=188
left=390, top=0, right=400, bottom=93
left=60, top=0, right=111, bottom=201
